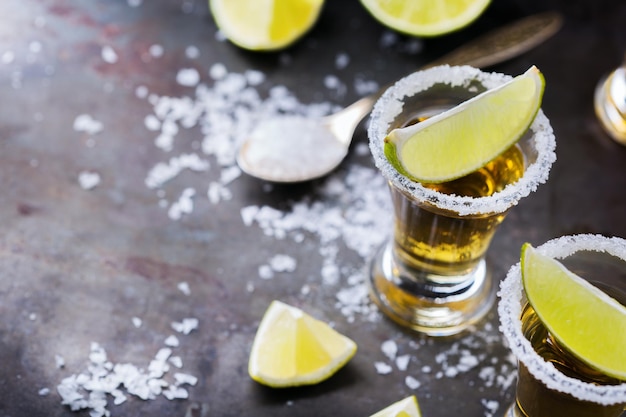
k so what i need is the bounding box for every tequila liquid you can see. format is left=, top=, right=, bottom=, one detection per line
left=510, top=303, right=626, bottom=417
left=392, top=144, right=525, bottom=280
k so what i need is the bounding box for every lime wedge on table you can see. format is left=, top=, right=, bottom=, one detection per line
left=521, top=243, right=626, bottom=381
left=369, top=395, right=422, bottom=417
left=209, top=0, right=324, bottom=51
left=384, top=65, right=544, bottom=184
left=359, top=0, right=491, bottom=37
left=248, top=300, right=357, bottom=388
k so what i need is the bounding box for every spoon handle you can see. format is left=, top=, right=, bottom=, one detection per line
left=424, top=11, right=563, bottom=69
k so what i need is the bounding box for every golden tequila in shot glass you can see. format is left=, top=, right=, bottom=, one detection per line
left=368, top=65, right=556, bottom=336
left=498, top=234, right=626, bottom=417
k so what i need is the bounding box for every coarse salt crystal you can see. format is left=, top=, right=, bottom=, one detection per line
left=171, top=318, right=198, bottom=335
left=381, top=339, right=398, bottom=360
left=101, top=45, right=118, bottom=64
left=176, top=68, right=200, bottom=87
left=73, top=114, right=103, bottom=135
left=132, top=317, right=142, bottom=328
left=405, top=375, right=421, bottom=390
left=177, top=281, right=191, bottom=296
left=374, top=362, right=393, bottom=375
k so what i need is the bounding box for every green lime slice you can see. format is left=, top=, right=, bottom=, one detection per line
left=521, top=243, right=626, bottom=381
left=384, top=65, right=545, bottom=183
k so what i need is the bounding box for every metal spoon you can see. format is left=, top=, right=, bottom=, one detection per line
left=594, top=54, right=626, bottom=145
left=237, top=11, right=563, bottom=183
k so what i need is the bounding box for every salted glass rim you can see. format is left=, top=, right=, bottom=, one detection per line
left=368, top=65, right=557, bottom=216
left=498, top=234, right=626, bottom=405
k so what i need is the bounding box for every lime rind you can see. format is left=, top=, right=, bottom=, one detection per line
left=368, top=65, right=556, bottom=216
left=498, top=234, right=626, bottom=406
left=384, top=66, right=544, bottom=183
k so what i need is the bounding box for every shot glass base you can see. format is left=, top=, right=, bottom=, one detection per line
left=368, top=241, right=496, bottom=336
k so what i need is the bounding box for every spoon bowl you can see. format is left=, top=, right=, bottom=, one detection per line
left=237, top=12, right=563, bottom=183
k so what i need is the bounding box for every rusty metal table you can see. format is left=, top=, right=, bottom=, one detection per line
left=1, top=1, right=625, bottom=416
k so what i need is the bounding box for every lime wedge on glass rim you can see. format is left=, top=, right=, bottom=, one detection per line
left=384, top=65, right=545, bottom=184
left=369, top=395, right=422, bottom=417
left=521, top=243, right=626, bottom=381
left=248, top=300, right=357, bottom=388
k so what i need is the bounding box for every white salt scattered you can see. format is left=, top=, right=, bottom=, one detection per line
left=162, top=386, right=188, bottom=400
left=101, top=45, right=118, bottom=64
left=176, top=68, right=200, bottom=87
left=185, top=45, right=199, bottom=59
left=171, top=318, right=198, bottom=335
left=481, top=399, right=500, bottom=417
left=169, top=356, right=183, bottom=368
left=149, top=44, right=164, bottom=58
left=209, top=63, right=227, bottom=80
left=374, top=362, right=393, bottom=375
left=405, top=375, right=421, bottom=390
left=2, top=50, right=15, bottom=64
left=55, top=355, right=65, bottom=369
left=78, top=171, right=101, bottom=190
left=132, top=317, right=142, bottom=328
left=177, top=281, right=191, bottom=296
left=174, top=373, right=197, bottom=386
left=396, top=354, right=411, bottom=371
left=381, top=339, right=398, bottom=360
left=38, top=387, right=50, bottom=396
left=168, top=188, right=196, bottom=220
left=144, top=114, right=161, bottom=131
left=29, top=312, right=37, bottom=321
left=258, top=264, right=273, bottom=280
left=164, top=335, right=180, bottom=347
left=145, top=154, right=209, bottom=189
left=73, top=114, right=103, bottom=135
left=335, top=52, right=350, bottom=70
left=269, top=254, right=297, bottom=272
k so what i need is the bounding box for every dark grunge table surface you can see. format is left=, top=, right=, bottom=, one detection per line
left=1, top=1, right=625, bottom=417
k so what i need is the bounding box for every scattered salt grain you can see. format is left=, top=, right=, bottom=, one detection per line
left=101, top=45, right=118, bottom=64
left=171, top=318, right=198, bottom=335
left=405, top=375, right=421, bottom=390
left=381, top=339, right=398, bottom=360
left=149, top=44, right=164, bottom=58
left=185, top=45, right=199, bottom=59
left=374, top=362, right=393, bottom=375
left=145, top=154, right=209, bottom=189
left=78, top=171, right=101, bottom=190
left=144, top=114, right=161, bottom=131
left=29, top=312, right=37, bottom=321
left=177, top=281, right=191, bottom=296
left=174, top=373, right=197, bottom=386
left=73, top=114, right=103, bottom=135
left=55, top=355, right=65, bottom=369
left=38, top=387, right=50, bottom=396
left=176, top=68, right=200, bottom=87
left=132, top=317, right=142, bottom=328
left=335, top=52, right=350, bottom=70
left=482, top=399, right=500, bottom=417
left=169, top=356, right=183, bottom=368
left=164, top=335, right=180, bottom=347
left=168, top=188, right=196, bottom=220
left=396, top=354, right=411, bottom=371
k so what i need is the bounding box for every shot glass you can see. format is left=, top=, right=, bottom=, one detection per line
left=368, top=65, right=556, bottom=336
left=498, top=234, right=626, bottom=417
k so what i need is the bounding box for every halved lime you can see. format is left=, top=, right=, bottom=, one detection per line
left=209, top=0, right=324, bottom=51
left=359, top=0, right=491, bottom=37
left=248, top=300, right=357, bottom=387
left=521, top=243, right=626, bottom=381
left=369, top=395, right=422, bottom=417
left=384, top=65, right=544, bottom=184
